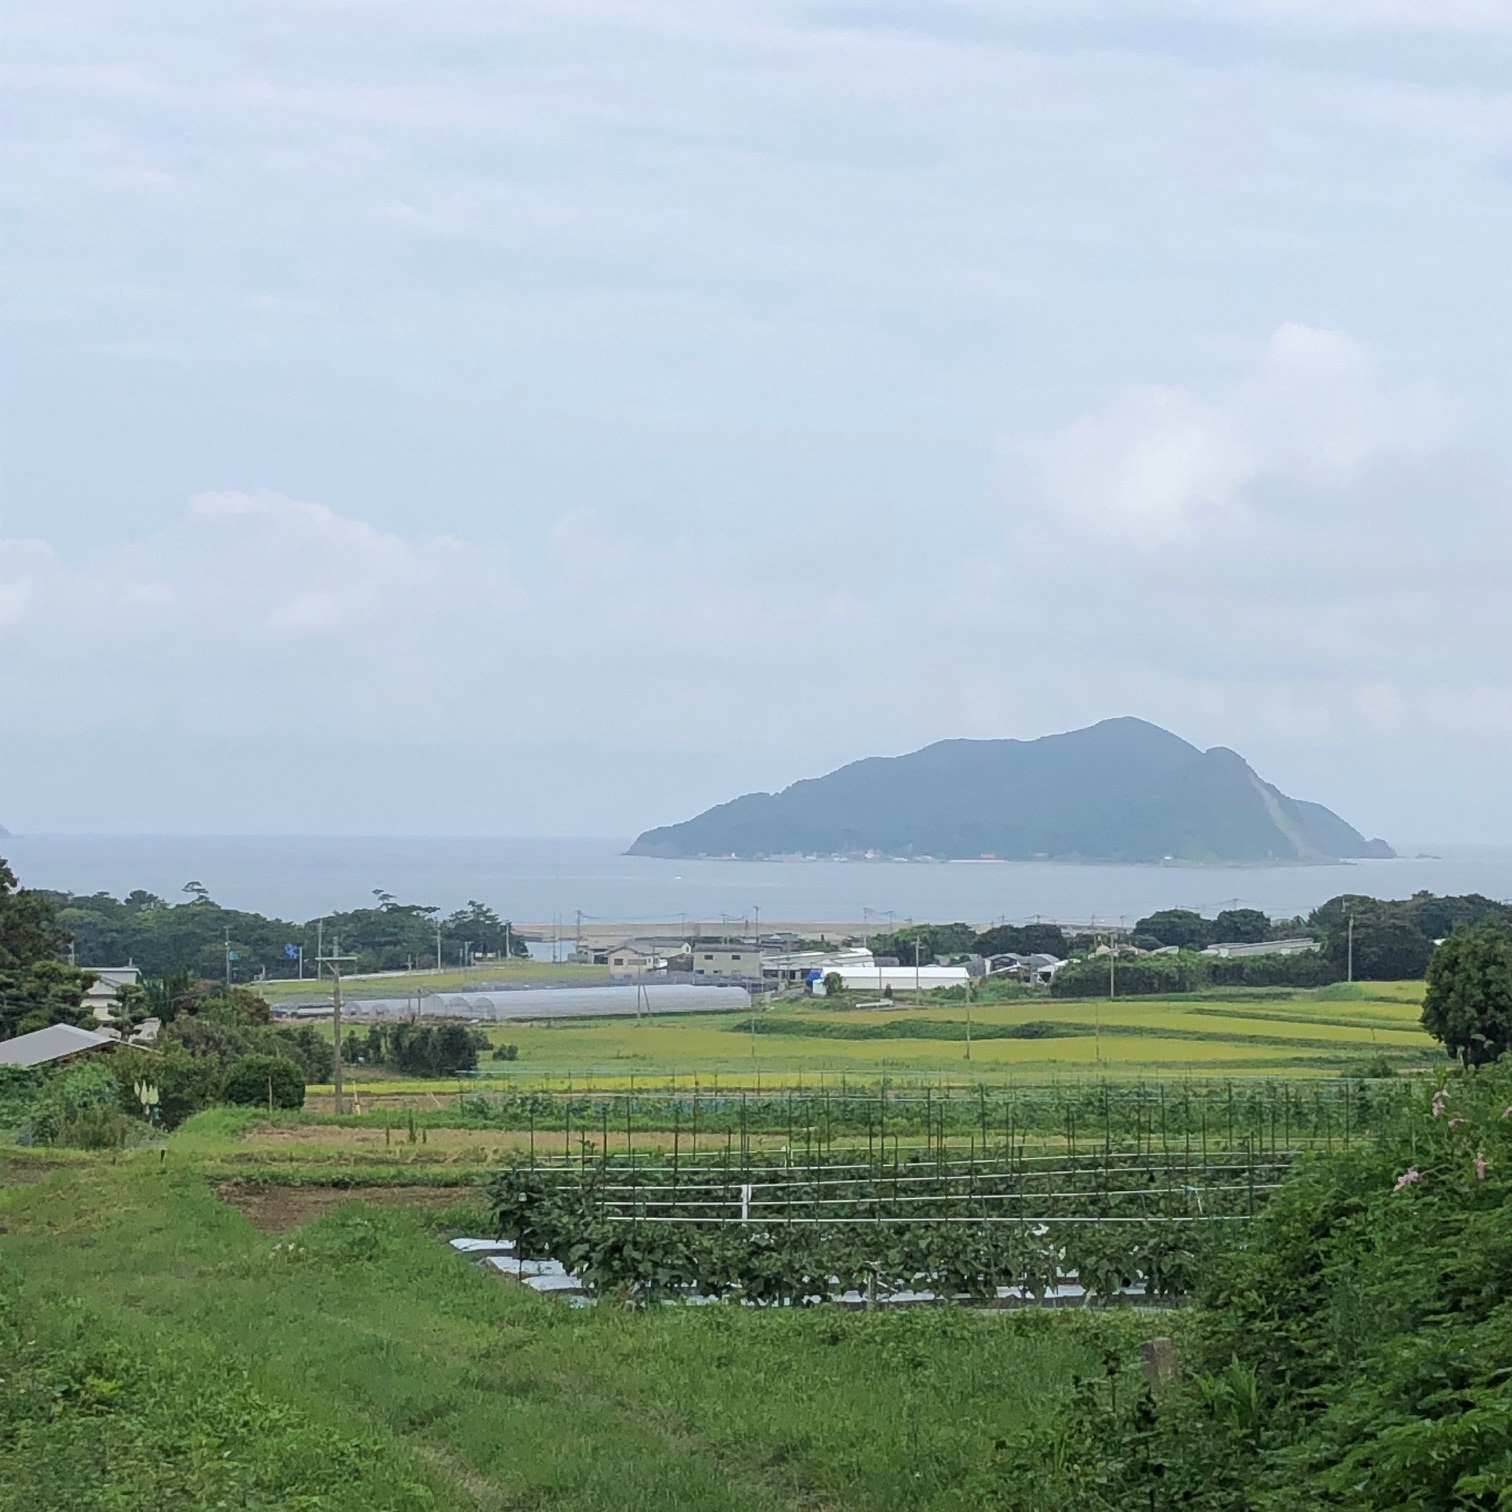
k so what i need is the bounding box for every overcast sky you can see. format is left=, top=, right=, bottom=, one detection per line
left=2, top=1, right=1510, bottom=841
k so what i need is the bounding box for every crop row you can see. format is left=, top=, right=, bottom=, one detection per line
left=458, top=1074, right=1407, bottom=1151
left=485, top=1147, right=1272, bottom=1304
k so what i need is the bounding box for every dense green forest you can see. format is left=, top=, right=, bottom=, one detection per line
left=42, top=885, right=529, bottom=980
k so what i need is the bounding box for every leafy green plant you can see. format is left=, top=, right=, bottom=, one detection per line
left=223, top=1052, right=305, bottom=1109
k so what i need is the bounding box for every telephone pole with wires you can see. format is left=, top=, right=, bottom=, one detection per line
left=318, top=939, right=358, bottom=1115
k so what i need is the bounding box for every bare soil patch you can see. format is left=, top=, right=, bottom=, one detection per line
left=217, top=1180, right=478, bottom=1233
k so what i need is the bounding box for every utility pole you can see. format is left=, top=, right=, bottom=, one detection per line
left=1347, top=910, right=1354, bottom=984
left=318, top=939, right=358, bottom=1116
left=316, top=919, right=324, bottom=980
left=914, top=927, right=921, bottom=998
left=436, top=919, right=443, bottom=972
left=225, top=926, right=232, bottom=989
left=504, top=920, right=511, bottom=963
left=965, top=976, right=972, bottom=1061
left=575, top=910, right=583, bottom=958
left=753, top=905, right=760, bottom=953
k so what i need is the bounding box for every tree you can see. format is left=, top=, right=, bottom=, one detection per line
left=0, top=857, right=92, bottom=1039
left=870, top=923, right=977, bottom=964
left=972, top=923, right=1069, bottom=959
left=1421, top=924, right=1512, bottom=1067
left=106, top=981, right=150, bottom=1042
left=1134, top=909, right=1213, bottom=951
left=822, top=972, right=844, bottom=998
left=1213, top=908, right=1270, bottom=943
left=0, top=857, right=68, bottom=967
left=433, top=1022, right=480, bottom=1074
left=223, top=1054, right=305, bottom=1110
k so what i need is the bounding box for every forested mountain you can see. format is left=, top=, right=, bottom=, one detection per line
left=630, top=718, right=1394, bottom=864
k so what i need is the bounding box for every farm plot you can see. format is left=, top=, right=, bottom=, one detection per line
left=486, top=1145, right=1275, bottom=1306
left=478, top=1080, right=1382, bottom=1307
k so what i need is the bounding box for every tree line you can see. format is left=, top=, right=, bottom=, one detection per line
left=42, top=885, right=529, bottom=982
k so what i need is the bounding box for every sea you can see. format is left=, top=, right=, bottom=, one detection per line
left=5, top=834, right=1512, bottom=932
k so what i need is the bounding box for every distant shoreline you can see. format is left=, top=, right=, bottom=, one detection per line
left=621, top=851, right=1378, bottom=868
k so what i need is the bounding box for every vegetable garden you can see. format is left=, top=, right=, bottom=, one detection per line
left=484, top=1076, right=1412, bottom=1306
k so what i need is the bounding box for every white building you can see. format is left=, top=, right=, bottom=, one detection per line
left=760, top=947, right=874, bottom=985
left=821, top=962, right=971, bottom=994
left=691, top=944, right=760, bottom=979
left=601, top=943, right=667, bottom=976
left=1202, top=938, right=1317, bottom=959
left=83, top=966, right=141, bottom=1025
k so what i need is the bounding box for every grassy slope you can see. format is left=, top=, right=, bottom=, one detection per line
left=0, top=1120, right=1123, bottom=1512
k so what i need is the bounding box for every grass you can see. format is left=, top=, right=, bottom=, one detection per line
left=0, top=1116, right=1136, bottom=1511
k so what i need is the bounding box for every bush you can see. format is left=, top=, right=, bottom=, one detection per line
left=1051, top=947, right=1339, bottom=997
left=112, top=1044, right=223, bottom=1129
left=271, top=1024, right=333, bottom=1082
left=222, top=1054, right=305, bottom=1110
left=491, top=1043, right=519, bottom=1061
left=22, top=1061, right=126, bottom=1146
left=1207, top=951, right=1338, bottom=989
left=1004, top=1061, right=1512, bottom=1508
left=1051, top=950, right=1210, bottom=997
left=362, top=1022, right=487, bottom=1076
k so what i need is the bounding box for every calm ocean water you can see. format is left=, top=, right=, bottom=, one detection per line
left=5, top=834, right=1512, bottom=929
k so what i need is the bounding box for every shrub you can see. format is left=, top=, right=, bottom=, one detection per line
left=23, top=1060, right=126, bottom=1145
left=1004, top=1061, right=1512, bottom=1508
left=112, top=1043, right=222, bottom=1128
left=491, top=1043, right=519, bottom=1061
left=271, top=1024, right=333, bottom=1082
left=223, top=1054, right=305, bottom=1110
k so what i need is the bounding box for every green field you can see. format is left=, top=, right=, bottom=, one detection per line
left=307, top=981, right=1435, bottom=1100
left=256, top=957, right=611, bottom=1004
left=0, top=1114, right=1143, bottom=1511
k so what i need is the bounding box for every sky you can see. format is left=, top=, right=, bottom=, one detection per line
left=2, top=0, right=1511, bottom=842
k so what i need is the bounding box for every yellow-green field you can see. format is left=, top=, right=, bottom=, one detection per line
left=312, top=982, right=1436, bottom=1099
left=256, top=958, right=610, bottom=1004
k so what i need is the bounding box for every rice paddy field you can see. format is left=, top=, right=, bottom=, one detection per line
left=310, top=981, right=1435, bottom=1104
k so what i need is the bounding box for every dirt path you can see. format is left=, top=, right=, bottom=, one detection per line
left=216, top=1180, right=476, bottom=1233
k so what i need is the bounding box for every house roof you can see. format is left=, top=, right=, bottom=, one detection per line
left=0, top=1022, right=116, bottom=1068
left=85, top=966, right=140, bottom=983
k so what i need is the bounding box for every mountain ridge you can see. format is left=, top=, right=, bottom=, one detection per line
left=628, top=718, right=1394, bottom=864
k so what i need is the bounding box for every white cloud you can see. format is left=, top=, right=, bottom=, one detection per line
left=1041, top=385, right=1255, bottom=544
left=1040, top=324, right=1407, bottom=545
left=4, top=2, right=1512, bottom=839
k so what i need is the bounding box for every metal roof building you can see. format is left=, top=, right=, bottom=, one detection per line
left=0, top=1022, right=116, bottom=1068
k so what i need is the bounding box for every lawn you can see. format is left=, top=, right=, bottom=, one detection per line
left=0, top=1116, right=1135, bottom=1511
